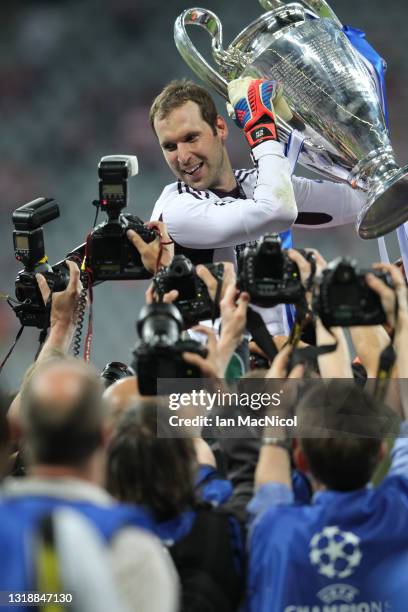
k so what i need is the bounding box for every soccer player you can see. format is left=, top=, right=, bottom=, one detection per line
left=149, top=78, right=365, bottom=335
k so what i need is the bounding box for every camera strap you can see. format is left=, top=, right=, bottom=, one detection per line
left=211, top=267, right=224, bottom=325
left=0, top=325, right=24, bottom=374
left=374, top=300, right=398, bottom=401
left=82, top=236, right=95, bottom=362
left=246, top=307, right=279, bottom=361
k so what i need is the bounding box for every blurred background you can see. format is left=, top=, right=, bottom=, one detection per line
left=0, top=0, right=406, bottom=390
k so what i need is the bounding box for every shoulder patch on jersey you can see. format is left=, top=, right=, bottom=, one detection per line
left=234, top=168, right=257, bottom=184
left=177, top=180, right=210, bottom=200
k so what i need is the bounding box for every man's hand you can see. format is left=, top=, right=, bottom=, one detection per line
left=145, top=283, right=178, bottom=305
left=196, top=261, right=236, bottom=302
left=182, top=325, right=223, bottom=379
left=287, top=247, right=327, bottom=305
left=36, top=260, right=82, bottom=330
left=227, top=77, right=292, bottom=148
left=127, top=220, right=174, bottom=274
left=218, top=285, right=249, bottom=360
left=366, top=262, right=408, bottom=329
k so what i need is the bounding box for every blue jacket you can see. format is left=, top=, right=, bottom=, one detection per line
left=247, top=430, right=408, bottom=611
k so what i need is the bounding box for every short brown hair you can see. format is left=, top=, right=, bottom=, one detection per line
left=107, top=400, right=197, bottom=521
left=298, top=381, right=399, bottom=491
left=149, top=79, right=218, bottom=135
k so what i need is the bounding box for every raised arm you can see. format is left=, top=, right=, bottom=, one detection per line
left=8, top=261, right=82, bottom=422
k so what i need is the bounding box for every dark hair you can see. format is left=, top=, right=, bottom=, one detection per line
left=107, top=400, right=197, bottom=521
left=149, top=79, right=218, bottom=135
left=20, top=357, right=104, bottom=467
left=298, top=381, right=399, bottom=491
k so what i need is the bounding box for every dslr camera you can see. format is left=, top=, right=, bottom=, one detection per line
left=238, top=234, right=305, bottom=307
left=153, top=255, right=224, bottom=327
left=133, top=303, right=207, bottom=395
left=13, top=198, right=71, bottom=328
left=314, top=257, right=392, bottom=327
left=87, top=155, right=156, bottom=280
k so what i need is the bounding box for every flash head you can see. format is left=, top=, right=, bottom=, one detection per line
left=98, top=155, right=138, bottom=179
left=12, top=198, right=59, bottom=231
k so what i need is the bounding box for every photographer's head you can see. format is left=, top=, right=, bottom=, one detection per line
left=150, top=80, right=235, bottom=192
left=295, top=381, right=394, bottom=491
left=107, top=399, right=197, bottom=521
left=20, top=356, right=106, bottom=482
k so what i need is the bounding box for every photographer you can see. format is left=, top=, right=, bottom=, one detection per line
left=107, top=398, right=244, bottom=612
left=247, top=261, right=408, bottom=611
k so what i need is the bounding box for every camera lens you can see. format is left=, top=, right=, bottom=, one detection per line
left=137, top=303, right=183, bottom=347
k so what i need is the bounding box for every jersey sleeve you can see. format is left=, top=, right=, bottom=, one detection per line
left=152, top=141, right=297, bottom=249
left=293, top=176, right=367, bottom=229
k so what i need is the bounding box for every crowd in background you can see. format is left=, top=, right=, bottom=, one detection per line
left=1, top=0, right=407, bottom=388
left=1, top=231, right=408, bottom=610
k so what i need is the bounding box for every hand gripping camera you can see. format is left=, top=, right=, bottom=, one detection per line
left=133, top=303, right=207, bottom=396
left=238, top=234, right=305, bottom=307
left=12, top=198, right=70, bottom=328
left=87, top=155, right=156, bottom=280
left=153, top=255, right=224, bottom=328
left=314, top=257, right=392, bottom=327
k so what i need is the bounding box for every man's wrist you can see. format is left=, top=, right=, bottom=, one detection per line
left=262, top=437, right=292, bottom=452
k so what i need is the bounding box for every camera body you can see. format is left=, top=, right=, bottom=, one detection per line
left=14, top=263, right=70, bottom=328
left=87, top=155, right=156, bottom=281
left=133, top=303, right=207, bottom=396
left=314, top=257, right=391, bottom=327
left=12, top=198, right=71, bottom=328
left=89, top=213, right=156, bottom=281
left=153, top=255, right=224, bottom=327
left=238, top=234, right=304, bottom=307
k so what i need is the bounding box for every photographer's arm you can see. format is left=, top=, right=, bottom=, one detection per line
left=287, top=248, right=353, bottom=378
left=315, top=320, right=353, bottom=378
left=8, top=261, right=82, bottom=422
left=366, top=264, right=408, bottom=414
left=349, top=325, right=390, bottom=378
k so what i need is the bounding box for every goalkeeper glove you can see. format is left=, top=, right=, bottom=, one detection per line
left=228, top=77, right=286, bottom=148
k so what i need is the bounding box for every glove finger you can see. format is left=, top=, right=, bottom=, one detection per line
left=227, top=76, right=253, bottom=105
left=226, top=101, right=236, bottom=120
left=272, top=82, right=292, bottom=121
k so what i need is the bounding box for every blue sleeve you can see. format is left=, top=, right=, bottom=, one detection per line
left=389, top=421, right=408, bottom=478
left=247, top=482, right=294, bottom=530
left=195, top=464, right=233, bottom=507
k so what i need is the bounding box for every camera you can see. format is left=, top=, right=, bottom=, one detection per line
left=87, top=155, right=156, bottom=281
left=238, top=234, right=304, bottom=307
left=153, top=255, right=224, bottom=327
left=314, top=257, right=392, bottom=327
left=12, top=198, right=71, bottom=328
left=100, top=362, right=134, bottom=388
left=133, top=303, right=207, bottom=396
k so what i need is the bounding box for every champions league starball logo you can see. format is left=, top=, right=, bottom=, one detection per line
left=309, top=526, right=362, bottom=579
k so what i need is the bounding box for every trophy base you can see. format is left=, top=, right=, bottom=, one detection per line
left=357, top=165, right=408, bottom=239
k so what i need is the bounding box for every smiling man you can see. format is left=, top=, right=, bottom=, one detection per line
left=149, top=78, right=365, bottom=335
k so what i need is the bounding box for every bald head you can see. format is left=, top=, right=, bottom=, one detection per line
left=103, top=376, right=140, bottom=430
left=21, top=357, right=104, bottom=467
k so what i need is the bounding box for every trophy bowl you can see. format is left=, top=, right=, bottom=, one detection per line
left=174, top=2, right=408, bottom=239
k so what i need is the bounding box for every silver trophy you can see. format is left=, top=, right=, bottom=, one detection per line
left=174, top=0, right=408, bottom=239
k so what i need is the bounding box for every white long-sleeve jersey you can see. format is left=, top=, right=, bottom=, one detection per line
left=150, top=139, right=366, bottom=335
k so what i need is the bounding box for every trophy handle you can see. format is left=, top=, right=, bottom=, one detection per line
left=259, top=0, right=342, bottom=27
left=174, top=8, right=230, bottom=99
